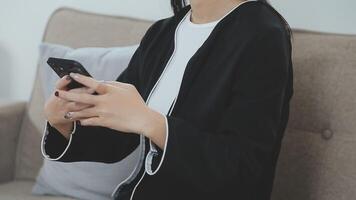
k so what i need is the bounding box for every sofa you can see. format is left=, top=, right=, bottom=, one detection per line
left=0, top=7, right=355, bottom=200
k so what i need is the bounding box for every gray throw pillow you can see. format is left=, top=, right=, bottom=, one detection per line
left=32, top=43, right=141, bottom=200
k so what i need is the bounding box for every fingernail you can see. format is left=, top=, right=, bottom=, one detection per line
left=66, top=75, right=72, bottom=81
left=70, top=73, right=79, bottom=79
left=54, top=91, right=59, bottom=97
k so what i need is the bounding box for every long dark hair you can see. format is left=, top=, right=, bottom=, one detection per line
left=170, top=0, right=291, bottom=36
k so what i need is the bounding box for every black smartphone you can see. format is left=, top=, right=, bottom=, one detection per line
left=47, top=57, right=92, bottom=90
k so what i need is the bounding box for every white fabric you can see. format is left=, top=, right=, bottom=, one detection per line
left=146, top=10, right=218, bottom=116
left=35, top=43, right=142, bottom=200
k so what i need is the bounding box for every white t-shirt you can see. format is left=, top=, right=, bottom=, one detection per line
left=146, top=10, right=220, bottom=115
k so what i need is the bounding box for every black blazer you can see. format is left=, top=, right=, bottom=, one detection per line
left=44, top=1, right=293, bottom=200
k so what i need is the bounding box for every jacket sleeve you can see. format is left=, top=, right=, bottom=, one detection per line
left=146, top=28, right=292, bottom=192
left=41, top=39, right=146, bottom=163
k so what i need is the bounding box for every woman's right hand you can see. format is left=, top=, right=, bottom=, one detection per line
left=44, top=75, right=94, bottom=139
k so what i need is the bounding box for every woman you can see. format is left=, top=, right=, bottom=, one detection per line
left=42, top=0, right=293, bottom=199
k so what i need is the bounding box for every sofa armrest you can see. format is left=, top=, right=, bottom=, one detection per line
left=0, top=101, right=26, bottom=183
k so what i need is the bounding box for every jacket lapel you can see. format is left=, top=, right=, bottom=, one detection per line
left=142, top=7, right=191, bottom=102
left=170, top=22, right=223, bottom=113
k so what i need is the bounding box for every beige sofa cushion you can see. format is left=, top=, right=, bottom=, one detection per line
left=273, top=128, right=356, bottom=200
left=0, top=101, right=26, bottom=183
left=14, top=8, right=153, bottom=181
left=15, top=75, right=46, bottom=180
left=287, top=31, right=356, bottom=134
left=272, top=31, right=356, bottom=200
left=0, top=181, right=73, bottom=200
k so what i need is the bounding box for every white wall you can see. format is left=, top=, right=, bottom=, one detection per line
left=0, top=0, right=172, bottom=101
left=0, top=0, right=355, bottom=100
left=272, top=0, right=356, bottom=35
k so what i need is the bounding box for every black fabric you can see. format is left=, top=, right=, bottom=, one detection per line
left=45, top=123, right=71, bottom=158
left=44, top=1, right=293, bottom=200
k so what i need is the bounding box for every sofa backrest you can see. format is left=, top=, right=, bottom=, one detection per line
left=272, top=31, right=356, bottom=200
left=15, top=7, right=356, bottom=200
left=14, top=7, right=153, bottom=181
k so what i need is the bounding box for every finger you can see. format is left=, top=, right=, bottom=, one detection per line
left=69, top=87, right=96, bottom=94
left=79, top=117, right=103, bottom=127
left=55, top=75, right=72, bottom=90
left=70, top=73, right=108, bottom=94
left=66, top=102, right=92, bottom=112
left=105, top=81, right=133, bottom=89
left=57, top=90, right=97, bottom=105
left=66, top=107, right=98, bottom=120
left=103, top=81, right=119, bottom=86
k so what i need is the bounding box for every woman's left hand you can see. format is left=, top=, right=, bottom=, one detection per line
left=56, top=73, right=166, bottom=142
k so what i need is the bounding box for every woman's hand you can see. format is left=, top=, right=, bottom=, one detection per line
left=56, top=73, right=167, bottom=148
left=44, top=75, right=94, bottom=139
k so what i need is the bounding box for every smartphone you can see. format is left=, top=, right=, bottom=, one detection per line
left=47, top=57, right=92, bottom=90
